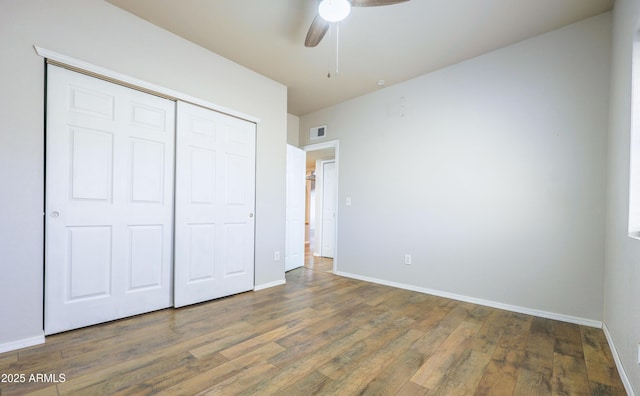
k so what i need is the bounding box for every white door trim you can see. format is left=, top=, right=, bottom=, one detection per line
left=302, top=140, right=339, bottom=273
left=34, top=46, right=260, bottom=124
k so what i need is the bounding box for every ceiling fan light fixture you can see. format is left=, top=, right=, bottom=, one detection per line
left=318, top=0, right=351, bottom=22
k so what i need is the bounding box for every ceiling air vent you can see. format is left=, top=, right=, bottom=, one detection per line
left=310, top=125, right=326, bottom=140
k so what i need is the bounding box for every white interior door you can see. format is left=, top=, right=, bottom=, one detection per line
left=321, top=161, right=336, bottom=258
left=174, top=101, right=256, bottom=308
left=285, top=145, right=306, bottom=271
left=45, top=65, right=175, bottom=334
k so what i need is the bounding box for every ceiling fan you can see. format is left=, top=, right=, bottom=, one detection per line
left=305, top=0, right=411, bottom=47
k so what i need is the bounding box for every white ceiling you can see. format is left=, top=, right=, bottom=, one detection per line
left=106, top=0, right=614, bottom=116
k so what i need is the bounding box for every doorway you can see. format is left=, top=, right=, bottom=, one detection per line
left=302, top=141, right=338, bottom=273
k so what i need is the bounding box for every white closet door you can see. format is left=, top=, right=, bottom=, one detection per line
left=45, top=65, right=175, bottom=334
left=174, top=101, right=256, bottom=308
left=285, top=145, right=306, bottom=271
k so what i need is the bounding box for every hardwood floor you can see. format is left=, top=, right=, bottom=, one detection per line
left=303, top=248, right=333, bottom=273
left=0, top=268, right=625, bottom=395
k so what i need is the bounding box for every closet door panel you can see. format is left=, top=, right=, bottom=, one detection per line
left=45, top=65, right=175, bottom=334
left=174, top=101, right=256, bottom=307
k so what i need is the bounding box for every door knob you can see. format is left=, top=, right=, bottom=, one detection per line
left=249, top=213, right=254, bottom=218
left=51, top=211, right=60, bottom=218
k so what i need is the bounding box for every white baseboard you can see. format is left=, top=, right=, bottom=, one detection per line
left=334, top=270, right=603, bottom=328
left=254, top=279, right=286, bottom=291
left=603, top=323, right=635, bottom=396
left=0, top=334, right=45, bottom=354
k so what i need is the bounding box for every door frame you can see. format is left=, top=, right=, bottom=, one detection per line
left=302, top=140, right=339, bottom=273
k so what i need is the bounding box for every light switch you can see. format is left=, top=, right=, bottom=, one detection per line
left=346, top=197, right=352, bottom=206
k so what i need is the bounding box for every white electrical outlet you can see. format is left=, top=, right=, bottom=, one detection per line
left=404, top=254, right=412, bottom=265
left=274, top=251, right=281, bottom=261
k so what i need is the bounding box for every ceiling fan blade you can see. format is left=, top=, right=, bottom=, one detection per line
left=305, top=13, right=330, bottom=47
left=350, top=0, right=410, bottom=7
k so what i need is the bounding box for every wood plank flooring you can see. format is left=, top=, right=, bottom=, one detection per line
left=303, top=249, right=333, bottom=273
left=0, top=267, right=626, bottom=395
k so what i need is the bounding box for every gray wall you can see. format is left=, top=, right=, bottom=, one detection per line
left=300, top=13, right=611, bottom=323
left=0, top=0, right=287, bottom=349
left=605, top=0, right=640, bottom=393
left=287, top=113, right=300, bottom=146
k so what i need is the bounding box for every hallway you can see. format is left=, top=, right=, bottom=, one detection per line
left=304, top=247, right=333, bottom=273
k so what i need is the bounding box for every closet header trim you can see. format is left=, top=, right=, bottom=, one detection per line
left=34, top=46, right=260, bottom=124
